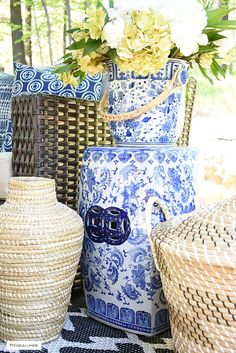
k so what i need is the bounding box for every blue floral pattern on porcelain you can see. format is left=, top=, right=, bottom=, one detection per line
left=79, top=145, right=199, bottom=336
left=106, top=59, right=188, bottom=145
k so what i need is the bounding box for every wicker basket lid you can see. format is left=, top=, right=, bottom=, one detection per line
left=151, top=195, right=236, bottom=267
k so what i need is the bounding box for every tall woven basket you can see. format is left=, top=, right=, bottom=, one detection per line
left=149, top=195, right=236, bottom=353
left=0, top=177, right=84, bottom=343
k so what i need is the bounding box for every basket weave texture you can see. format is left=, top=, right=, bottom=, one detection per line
left=149, top=195, right=236, bottom=353
left=0, top=177, right=84, bottom=343
left=11, top=94, right=114, bottom=210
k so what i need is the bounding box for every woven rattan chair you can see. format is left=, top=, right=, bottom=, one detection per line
left=11, top=77, right=197, bottom=290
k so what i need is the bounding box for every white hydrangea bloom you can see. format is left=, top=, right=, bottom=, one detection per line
left=102, top=0, right=110, bottom=11
left=154, top=0, right=207, bottom=56
left=102, top=17, right=125, bottom=48
left=215, top=31, right=235, bottom=58
left=107, top=8, right=121, bottom=20
left=76, top=10, right=86, bottom=23
left=113, top=0, right=151, bottom=12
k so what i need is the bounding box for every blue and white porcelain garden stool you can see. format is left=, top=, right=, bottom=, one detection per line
left=78, top=145, right=199, bottom=336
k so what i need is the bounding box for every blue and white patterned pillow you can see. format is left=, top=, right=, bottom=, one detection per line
left=2, top=119, right=12, bottom=152
left=12, top=63, right=103, bottom=100
left=0, top=72, right=14, bottom=152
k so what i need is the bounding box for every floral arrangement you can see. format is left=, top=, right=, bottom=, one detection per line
left=56, top=0, right=236, bottom=84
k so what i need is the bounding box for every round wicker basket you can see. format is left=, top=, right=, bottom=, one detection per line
left=0, top=177, right=84, bottom=343
left=149, top=195, right=236, bottom=353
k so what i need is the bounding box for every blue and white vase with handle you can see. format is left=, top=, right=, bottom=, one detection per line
left=99, top=59, right=189, bottom=146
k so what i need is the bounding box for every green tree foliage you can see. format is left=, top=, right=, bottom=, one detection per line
left=1, top=0, right=85, bottom=71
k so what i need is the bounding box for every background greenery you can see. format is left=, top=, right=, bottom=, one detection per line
left=0, top=0, right=235, bottom=117
left=0, top=0, right=97, bottom=72
left=0, top=0, right=234, bottom=118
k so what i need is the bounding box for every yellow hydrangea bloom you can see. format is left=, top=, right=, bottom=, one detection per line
left=85, top=6, right=106, bottom=40
left=157, top=37, right=172, bottom=52
left=72, top=23, right=90, bottom=42
left=116, top=10, right=172, bottom=75
left=85, top=61, right=104, bottom=75
left=117, top=42, right=133, bottom=59
left=134, top=11, right=151, bottom=32
left=96, top=43, right=110, bottom=55
left=72, top=48, right=105, bottom=76
left=59, top=72, right=78, bottom=87
left=73, top=31, right=90, bottom=43
left=199, top=52, right=216, bottom=68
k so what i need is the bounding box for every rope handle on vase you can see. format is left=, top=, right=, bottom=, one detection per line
left=145, top=196, right=172, bottom=272
left=98, top=67, right=188, bottom=122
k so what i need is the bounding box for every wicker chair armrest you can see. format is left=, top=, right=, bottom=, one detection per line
left=11, top=93, right=114, bottom=210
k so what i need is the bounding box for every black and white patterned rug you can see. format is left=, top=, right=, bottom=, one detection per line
left=0, top=291, right=173, bottom=353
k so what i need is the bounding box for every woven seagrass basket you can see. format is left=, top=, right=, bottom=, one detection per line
left=0, top=177, right=84, bottom=343
left=149, top=195, right=236, bottom=353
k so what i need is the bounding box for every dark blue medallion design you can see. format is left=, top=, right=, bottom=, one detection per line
left=0, top=72, right=14, bottom=152
left=155, top=309, right=169, bottom=327
left=136, top=311, right=151, bottom=328
left=85, top=205, right=105, bottom=243
left=120, top=308, right=135, bottom=325
left=85, top=205, right=131, bottom=245
left=107, top=303, right=119, bottom=319
left=178, top=68, right=189, bottom=85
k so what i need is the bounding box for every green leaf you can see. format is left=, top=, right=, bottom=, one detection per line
left=169, top=47, right=180, bottom=58
left=54, top=63, right=78, bottom=74
left=108, top=48, right=116, bottom=61
left=207, top=7, right=236, bottom=26
left=79, top=72, right=86, bottom=82
left=64, top=57, right=73, bottom=64
left=210, top=61, right=220, bottom=79
left=205, top=1, right=216, bottom=11
left=198, top=45, right=216, bottom=54
left=57, top=53, right=72, bottom=62
left=63, top=53, right=72, bottom=59
left=97, top=1, right=109, bottom=22
left=209, top=19, right=236, bottom=30
left=109, top=0, right=114, bottom=7
left=97, top=0, right=106, bottom=9
left=73, top=70, right=86, bottom=83
left=66, top=27, right=83, bottom=34
left=198, top=65, right=214, bottom=85
left=105, top=13, right=109, bottom=23
left=66, top=39, right=85, bottom=50
left=205, top=30, right=226, bottom=42
left=83, top=38, right=102, bottom=56
left=212, top=58, right=226, bottom=78
left=73, top=70, right=83, bottom=77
